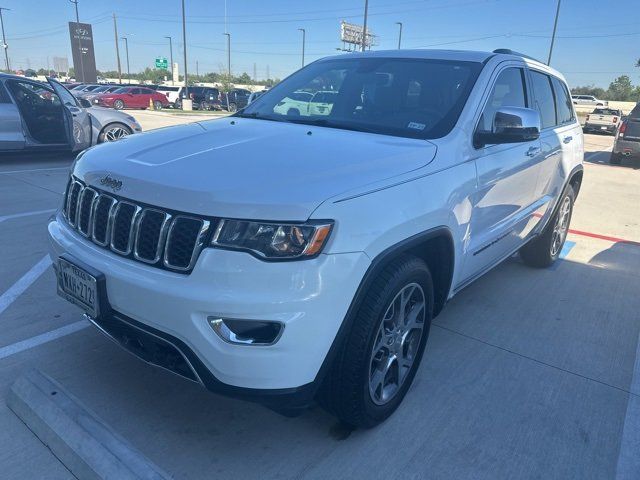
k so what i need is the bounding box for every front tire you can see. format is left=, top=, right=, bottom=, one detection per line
left=520, top=186, right=575, bottom=268
left=98, top=123, right=132, bottom=143
left=320, top=255, right=434, bottom=428
left=227, top=102, right=237, bottom=113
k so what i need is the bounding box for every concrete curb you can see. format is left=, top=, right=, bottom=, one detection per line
left=7, top=369, right=171, bottom=480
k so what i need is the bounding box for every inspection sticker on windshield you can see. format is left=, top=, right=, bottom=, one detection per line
left=407, top=122, right=426, bottom=130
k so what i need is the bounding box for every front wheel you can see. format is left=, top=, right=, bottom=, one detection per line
left=520, top=186, right=575, bottom=268
left=320, top=255, right=434, bottom=428
left=113, top=99, right=125, bottom=110
left=98, top=123, right=132, bottom=143
left=227, top=102, right=237, bottom=113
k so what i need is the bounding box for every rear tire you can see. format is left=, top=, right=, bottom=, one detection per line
left=610, top=152, right=622, bottom=165
left=320, top=255, right=434, bottom=428
left=227, top=103, right=237, bottom=113
left=520, top=186, right=575, bottom=268
left=153, top=100, right=163, bottom=110
left=113, top=99, right=125, bottom=110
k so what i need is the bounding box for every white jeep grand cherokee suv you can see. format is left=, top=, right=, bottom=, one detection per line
left=49, top=49, right=583, bottom=428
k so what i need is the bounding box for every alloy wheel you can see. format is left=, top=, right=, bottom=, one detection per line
left=368, top=282, right=426, bottom=406
left=104, top=126, right=130, bottom=142
left=551, top=195, right=571, bottom=257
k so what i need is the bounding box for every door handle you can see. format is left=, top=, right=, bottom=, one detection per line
left=563, top=136, right=573, bottom=144
left=525, top=146, right=541, bottom=157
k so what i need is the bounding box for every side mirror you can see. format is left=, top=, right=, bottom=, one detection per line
left=474, top=107, right=541, bottom=148
left=78, top=98, right=92, bottom=108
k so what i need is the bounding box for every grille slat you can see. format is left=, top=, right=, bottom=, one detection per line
left=62, top=178, right=211, bottom=273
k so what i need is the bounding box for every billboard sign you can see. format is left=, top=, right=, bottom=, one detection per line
left=68, top=22, right=97, bottom=83
left=340, top=21, right=375, bottom=49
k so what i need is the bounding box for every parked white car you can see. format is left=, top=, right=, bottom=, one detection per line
left=156, top=85, right=181, bottom=106
left=273, top=90, right=313, bottom=115
left=571, top=94, right=608, bottom=107
left=49, top=49, right=583, bottom=427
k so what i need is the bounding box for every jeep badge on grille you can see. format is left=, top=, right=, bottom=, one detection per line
left=100, top=174, right=123, bottom=192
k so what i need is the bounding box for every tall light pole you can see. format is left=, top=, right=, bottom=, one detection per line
left=164, top=35, right=174, bottom=85
left=181, top=0, right=188, bottom=99
left=0, top=7, right=10, bottom=72
left=395, top=22, right=403, bottom=49
left=547, top=0, right=562, bottom=65
left=361, top=0, right=369, bottom=52
left=298, top=28, right=305, bottom=68
left=223, top=32, right=231, bottom=78
left=113, top=13, right=122, bottom=84
left=69, top=0, right=85, bottom=82
left=121, top=36, right=130, bottom=81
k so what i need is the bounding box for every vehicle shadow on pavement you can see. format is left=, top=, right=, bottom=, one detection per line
left=32, top=241, right=640, bottom=479
left=584, top=150, right=640, bottom=169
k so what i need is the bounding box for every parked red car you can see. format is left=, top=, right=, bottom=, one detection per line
left=93, top=86, right=169, bottom=110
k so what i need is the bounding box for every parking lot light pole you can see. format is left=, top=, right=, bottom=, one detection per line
left=69, top=0, right=85, bottom=83
left=113, top=13, right=122, bottom=84
left=121, top=36, right=130, bottom=81
left=298, top=28, right=305, bottom=68
left=0, top=7, right=10, bottom=72
left=361, top=0, right=369, bottom=52
left=395, top=22, right=402, bottom=49
left=164, top=36, right=174, bottom=85
left=181, top=0, right=188, bottom=102
left=547, top=0, right=562, bottom=65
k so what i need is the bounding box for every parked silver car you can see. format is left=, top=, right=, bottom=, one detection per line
left=0, top=74, right=142, bottom=153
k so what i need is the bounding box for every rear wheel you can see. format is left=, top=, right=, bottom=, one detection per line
left=320, top=255, right=433, bottom=428
left=610, top=152, right=622, bottom=165
left=113, top=99, right=125, bottom=110
left=153, top=100, right=163, bottom=110
left=98, top=123, right=132, bottom=143
left=520, top=186, right=575, bottom=268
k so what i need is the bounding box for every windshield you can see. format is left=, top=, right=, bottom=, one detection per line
left=239, top=57, right=482, bottom=139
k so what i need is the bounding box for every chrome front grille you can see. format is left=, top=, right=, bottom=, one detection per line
left=63, top=177, right=212, bottom=273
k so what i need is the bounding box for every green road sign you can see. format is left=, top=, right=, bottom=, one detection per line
left=155, top=57, right=168, bottom=70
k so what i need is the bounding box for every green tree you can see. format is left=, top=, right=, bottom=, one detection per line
left=607, top=75, right=635, bottom=101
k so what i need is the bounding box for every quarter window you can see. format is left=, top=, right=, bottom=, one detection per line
left=551, top=77, right=574, bottom=125
left=530, top=71, right=556, bottom=129
left=478, top=68, right=527, bottom=132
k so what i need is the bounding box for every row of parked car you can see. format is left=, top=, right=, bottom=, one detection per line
left=66, top=82, right=258, bottom=112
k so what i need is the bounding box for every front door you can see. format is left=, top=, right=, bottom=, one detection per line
left=0, top=82, right=26, bottom=151
left=48, top=78, right=92, bottom=152
left=461, top=66, right=543, bottom=283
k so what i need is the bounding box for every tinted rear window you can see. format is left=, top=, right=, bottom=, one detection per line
left=593, top=108, right=620, bottom=116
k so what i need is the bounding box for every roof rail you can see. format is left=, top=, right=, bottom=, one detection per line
left=492, top=49, right=545, bottom=64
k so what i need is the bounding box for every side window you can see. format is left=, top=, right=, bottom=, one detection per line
left=131, top=88, right=141, bottom=95
left=478, top=67, right=527, bottom=132
left=551, top=77, right=574, bottom=125
left=530, top=71, right=556, bottom=129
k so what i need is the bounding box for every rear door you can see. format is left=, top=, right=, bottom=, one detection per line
left=48, top=78, right=92, bottom=151
left=129, top=88, right=144, bottom=107
left=0, top=81, right=26, bottom=151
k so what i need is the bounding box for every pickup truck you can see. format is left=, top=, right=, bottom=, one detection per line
left=583, top=107, right=623, bottom=135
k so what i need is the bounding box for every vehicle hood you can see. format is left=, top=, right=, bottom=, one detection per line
left=86, top=106, right=138, bottom=128
left=74, top=118, right=437, bottom=220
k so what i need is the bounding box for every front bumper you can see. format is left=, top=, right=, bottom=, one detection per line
left=48, top=213, right=369, bottom=396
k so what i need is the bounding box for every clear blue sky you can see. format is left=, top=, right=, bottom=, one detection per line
left=2, top=0, right=639, bottom=87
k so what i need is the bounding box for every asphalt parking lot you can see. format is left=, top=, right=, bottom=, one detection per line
left=0, top=126, right=639, bottom=479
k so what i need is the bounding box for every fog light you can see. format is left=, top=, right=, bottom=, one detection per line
left=207, top=317, right=283, bottom=346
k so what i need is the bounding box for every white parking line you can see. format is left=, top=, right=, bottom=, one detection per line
left=0, top=166, right=69, bottom=175
left=0, top=255, right=52, bottom=317
left=615, top=332, right=640, bottom=479
left=0, top=209, right=56, bottom=224
left=0, top=321, right=89, bottom=360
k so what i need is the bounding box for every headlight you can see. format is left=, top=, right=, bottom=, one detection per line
left=211, top=219, right=333, bottom=260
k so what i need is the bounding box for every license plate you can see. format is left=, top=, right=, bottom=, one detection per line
left=601, top=126, right=607, bottom=130
left=57, top=257, right=100, bottom=318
